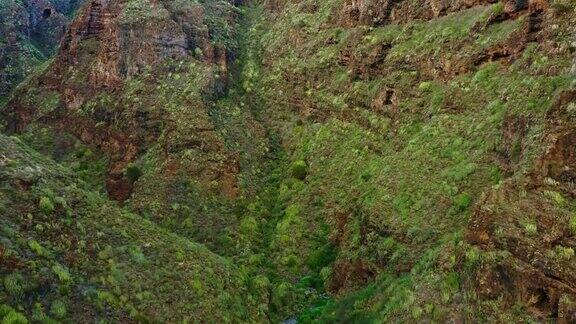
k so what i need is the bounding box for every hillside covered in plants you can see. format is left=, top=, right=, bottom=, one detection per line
left=0, top=0, right=575, bottom=322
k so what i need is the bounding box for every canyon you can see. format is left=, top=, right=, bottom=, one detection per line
left=0, top=0, right=575, bottom=322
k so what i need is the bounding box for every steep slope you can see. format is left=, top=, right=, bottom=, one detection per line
left=466, top=89, right=576, bottom=322
left=240, top=0, right=576, bottom=321
left=1, top=0, right=575, bottom=322
left=0, top=134, right=263, bottom=322
left=0, top=0, right=85, bottom=100
left=1, top=0, right=270, bottom=249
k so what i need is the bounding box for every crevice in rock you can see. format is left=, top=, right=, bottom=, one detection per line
left=527, top=9, right=544, bottom=41
left=42, top=8, right=52, bottom=19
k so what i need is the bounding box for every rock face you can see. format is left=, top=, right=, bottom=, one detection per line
left=336, top=0, right=552, bottom=26
left=1, top=0, right=252, bottom=247
left=338, top=0, right=499, bottom=26
left=0, top=0, right=85, bottom=98
left=465, top=90, right=576, bottom=321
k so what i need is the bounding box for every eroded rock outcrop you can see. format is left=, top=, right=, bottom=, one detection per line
left=0, top=0, right=85, bottom=98
left=336, top=0, right=551, bottom=27
left=467, top=91, right=576, bottom=321
left=1, top=0, right=246, bottom=240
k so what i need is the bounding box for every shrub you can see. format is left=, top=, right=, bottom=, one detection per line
left=240, top=217, right=258, bottom=236
left=290, top=160, right=308, bottom=180
left=273, top=282, right=290, bottom=301
left=128, top=245, right=146, bottom=264
left=0, top=305, right=13, bottom=317
left=412, top=306, right=423, bottom=319
left=0, top=304, right=28, bottom=324
left=125, top=165, right=143, bottom=182
left=38, top=196, right=55, bottom=214
left=52, top=264, right=71, bottom=283
left=543, top=190, right=565, bottom=206
left=555, top=246, right=575, bottom=260
left=524, top=223, right=538, bottom=236
left=320, top=267, right=332, bottom=283
left=465, top=246, right=481, bottom=266
left=393, top=193, right=414, bottom=218
left=491, top=2, right=505, bottom=16
left=191, top=279, right=203, bottom=294
left=252, top=275, right=270, bottom=291
left=28, top=240, right=49, bottom=257
left=282, top=254, right=298, bottom=267
left=50, top=300, right=67, bottom=319
left=31, top=303, right=48, bottom=322
left=418, top=81, right=432, bottom=91
left=3, top=273, right=24, bottom=298
left=453, top=193, right=472, bottom=212
left=306, top=244, right=336, bottom=272
left=53, top=196, right=67, bottom=209
left=569, top=214, right=576, bottom=236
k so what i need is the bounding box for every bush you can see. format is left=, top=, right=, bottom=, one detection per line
left=50, top=300, right=67, bottom=319
left=252, top=275, right=270, bottom=291
left=491, top=2, right=505, bottom=16
left=418, top=81, right=432, bottom=91
left=465, top=246, right=481, bottom=266
left=240, top=216, right=258, bottom=234
left=125, top=165, right=143, bottom=182
left=28, top=240, right=49, bottom=257
left=273, top=282, right=290, bottom=301
left=453, top=193, right=472, bottom=212
left=0, top=305, right=12, bottom=317
left=306, top=244, right=336, bottom=272
left=524, top=223, right=538, bottom=236
left=31, top=303, right=48, bottom=322
left=543, top=190, right=565, bottom=206
left=291, top=160, right=308, bottom=180
left=38, top=196, right=55, bottom=214
left=555, top=246, right=575, bottom=260
left=52, top=264, right=71, bottom=283
left=3, top=273, right=24, bottom=298
left=569, top=214, right=576, bottom=235
left=0, top=304, right=28, bottom=324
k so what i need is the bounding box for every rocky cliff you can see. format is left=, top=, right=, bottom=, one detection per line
left=0, top=0, right=85, bottom=99
left=1, top=0, right=575, bottom=322
left=2, top=0, right=267, bottom=250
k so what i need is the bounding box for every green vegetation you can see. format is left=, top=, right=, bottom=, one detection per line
left=0, top=305, right=28, bottom=324
left=125, top=165, right=143, bottom=182
left=1, top=0, right=575, bottom=322
left=555, top=245, right=575, bottom=260
left=0, top=135, right=264, bottom=322
left=523, top=222, right=538, bottom=236
left=38, top=196, right=55, bottom=214
left=3, top=273, right=25, bottom=298
left=49, top=300, right=66, bottom=319
left=290, top=160, right=308, bottom=180
left=570, top=214, right=576, bottom=235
